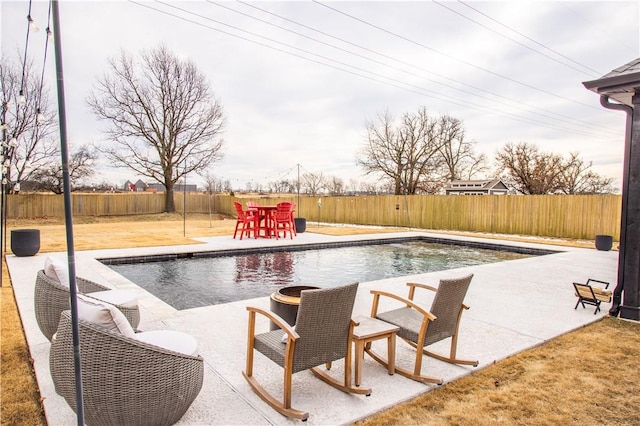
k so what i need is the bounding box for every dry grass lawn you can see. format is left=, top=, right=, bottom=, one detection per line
left=1, top=214, right=638, bottom=425
left=357, top=317, right=640, bottom=425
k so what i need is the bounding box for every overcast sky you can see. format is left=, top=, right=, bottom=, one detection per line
left=2, top=1, right=639, bottom=191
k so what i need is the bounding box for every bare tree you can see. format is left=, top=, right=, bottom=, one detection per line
left=268, top=179, right=295, bottom=193
left=436, top=115, right=487, bottom=183
left=199, top=170, right=221, bottom=226
left=326, top=175, right=345, bottom=195
left=357, top=107, right=446, bottom=195
left=358, top=181, right=379, bottom=194
left=301, top=172, right=325, bottom=195
left=200, top=170, right=221, bottom=193
left=495, top=142, right=566, bottom=194
left=347, top=178, right=359, bottom=194
left=28, top=146, right=98, bottom=193
left=379, top=179, right=396, bottom=194
left=1, top=55, right=58, bottom=193
left=87, top=45, right=225, bottom=212
left=558, top=152, right=615, bottom=194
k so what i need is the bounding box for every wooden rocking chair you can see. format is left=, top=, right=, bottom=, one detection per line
left=368, top=274, right=478, bottom=384
left=243, top=282, right=370, bottom=421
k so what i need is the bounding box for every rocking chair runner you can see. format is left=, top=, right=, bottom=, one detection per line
left=368, top=274, right=478, bottom=384
left=243, top=282, right=370, bottom=421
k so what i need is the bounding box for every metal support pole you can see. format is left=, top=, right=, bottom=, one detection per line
left=0, top=181, right=3, bottom=288
left=51, top=1, right=85, bottom=423
left=183, top=163, right=187, bottom=237
left=2, top=176, right=7, bottom=254
left=2, top=154, right=9, bottom=254
left=297, top=163, right=300, bottom=212
left=0, top=102, right=6, bottom=287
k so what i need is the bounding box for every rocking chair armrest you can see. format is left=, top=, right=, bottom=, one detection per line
left=406, top=282, right=437, bottom=300
left=245, top=306, right=300, bottom=340
left=370, top=289, right=436, bottom=320
left=406, top=282, right=438, bottom=292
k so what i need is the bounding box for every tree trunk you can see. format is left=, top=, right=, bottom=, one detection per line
left=165, top=187, right=175, bottom=213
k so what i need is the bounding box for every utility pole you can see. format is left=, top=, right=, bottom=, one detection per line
left=297, top=163, right=301, bottom=209
left=183, top=163, right=187, bottom=237
left=0, top=101, right=7, bottom=287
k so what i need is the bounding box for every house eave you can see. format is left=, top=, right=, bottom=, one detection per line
left=583, top=72, right=640, bottom=106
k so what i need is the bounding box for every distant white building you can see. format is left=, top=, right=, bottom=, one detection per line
left=444, top=179, right=509, bottom=195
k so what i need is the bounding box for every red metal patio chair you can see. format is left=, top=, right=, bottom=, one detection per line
left=233, top=201, right=257, bottom=240
left=273, top=202, right=295, bottom=240
left=246, top=201, right=267, bottom=236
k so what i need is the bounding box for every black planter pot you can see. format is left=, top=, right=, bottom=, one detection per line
left=294, top=218, right=306, bottom=233
left=11, top=229, right=41, bottom=257
left=595, top=234, right=613, bottom=251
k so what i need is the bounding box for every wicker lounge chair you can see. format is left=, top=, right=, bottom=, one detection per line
left=50, top=310, right=204, bottom=426
left=368, top=274, right=478, bottom=384
left=34, top=269, right=140, bottom=341
left=243, top=282, right=370, bottom=421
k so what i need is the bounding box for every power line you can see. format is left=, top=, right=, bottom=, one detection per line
left=36, top=1, right=53, bottom=129
left=434, top=0, right=600, bottom=77
left=560, top=2, right=639, bottom=54
left=231, top=1, right=615, bottom=135
left=183, top=2, right=616, bottom=137
left=457, top=1, right=604, bottom=76
left=312, top=0, right=603, bottom=112
left=130, top=1, right=618, bottom=140
left=19, top=0, right=37, bottom=104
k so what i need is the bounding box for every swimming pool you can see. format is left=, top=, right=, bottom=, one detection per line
left=104, top=239, right=544, bottom=310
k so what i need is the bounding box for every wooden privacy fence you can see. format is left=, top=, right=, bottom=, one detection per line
left=5, top=192, right=167, bottom=217
left=304, top=194, right=621, bottom=241
left=4, top=193, right=621, bottom=241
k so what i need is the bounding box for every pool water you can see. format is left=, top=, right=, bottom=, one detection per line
left=107, top=241, right=531, bottom=310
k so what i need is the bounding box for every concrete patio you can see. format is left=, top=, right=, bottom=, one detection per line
left=7, top=231, right=617, bottom=425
